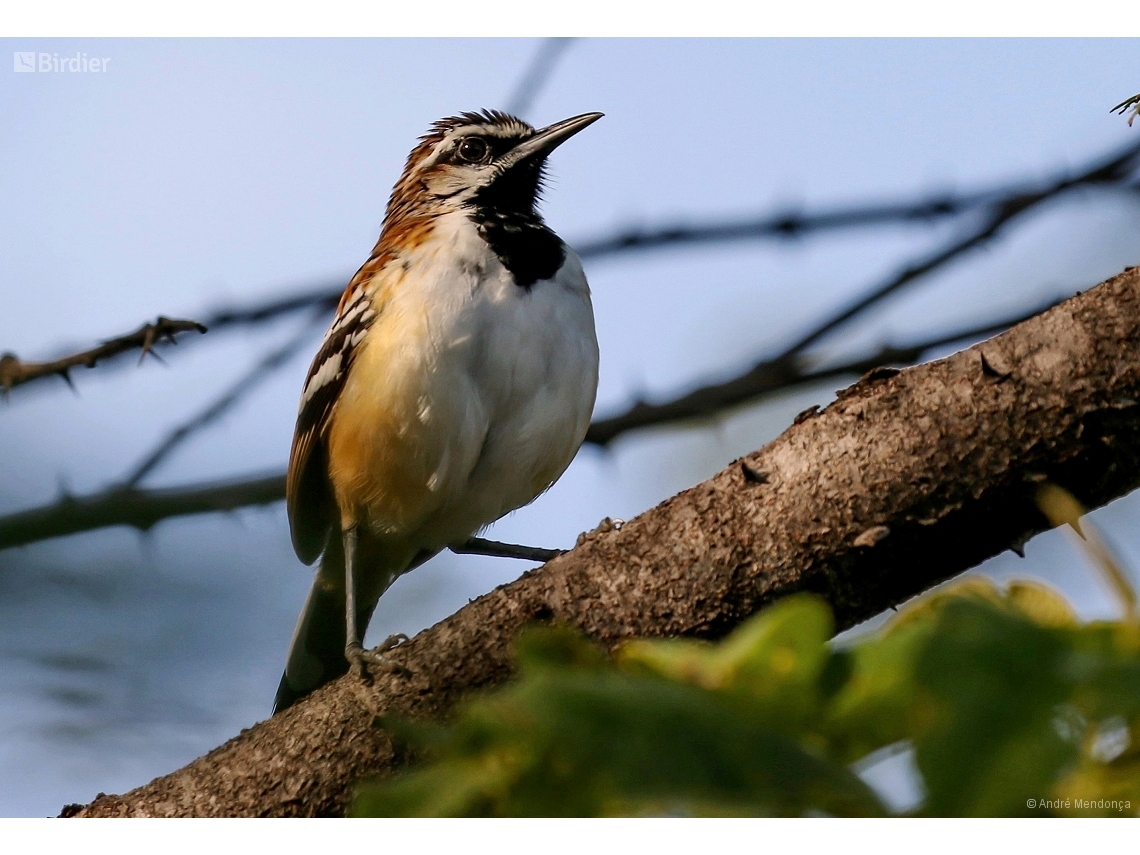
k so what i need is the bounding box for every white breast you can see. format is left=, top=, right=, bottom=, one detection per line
left=330, top=211, right=599, bottom=552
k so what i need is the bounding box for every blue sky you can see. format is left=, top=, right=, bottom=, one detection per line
left=1, top=38, right=1139, bottom=816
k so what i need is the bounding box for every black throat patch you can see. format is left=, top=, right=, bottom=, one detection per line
left=469, top=155, right=565, bottom=289
left=472, top=208, right=566, bottom=289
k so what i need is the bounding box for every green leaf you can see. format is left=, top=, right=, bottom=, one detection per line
left=355, top=658, right=885, bottom=816
left=913, top=597, right=1077, bottom=816
left=618, top=594, right=835, bottom=734
left=352, top=577, right=1140, bottom=817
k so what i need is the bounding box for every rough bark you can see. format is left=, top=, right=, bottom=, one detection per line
left=71, top=267, right=1140, bottom=817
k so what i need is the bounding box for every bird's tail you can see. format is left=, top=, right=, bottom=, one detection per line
left=273, top=533, right=432, bottom=714
left=274, top=532, right=356, bottom=714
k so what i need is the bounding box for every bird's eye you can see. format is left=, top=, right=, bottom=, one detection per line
left=456, top=136, right=490, bottom=164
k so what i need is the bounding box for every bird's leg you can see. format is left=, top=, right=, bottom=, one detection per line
left=343, top=526, right=410, bottom=681
left=343, top=525, right=367, bottom=678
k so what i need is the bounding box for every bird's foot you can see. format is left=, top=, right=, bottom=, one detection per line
left=346, top=633, right=412, bottom=681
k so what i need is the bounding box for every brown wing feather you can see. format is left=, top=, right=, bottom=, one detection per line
left=287, top=180, right=437, bottom=563
left=286, top=417, right=333, bottom=564
left=286, top=271, right=381, bottom=563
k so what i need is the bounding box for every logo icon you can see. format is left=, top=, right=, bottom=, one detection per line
left=13, top=52, right=36, bottom=72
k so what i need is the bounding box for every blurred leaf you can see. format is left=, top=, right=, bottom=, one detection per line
left=823, top=613, right=932, bottom=764
left=1056, top=736, right=1140, bottom=814
left=913, top=595, right=1076, bottom=815
left=355, top=653, right=885, bottom=817
left=354, top=577, right=1140, bottom=817
left=1036, top=483, right=1137, bottom=620
left=618, top=594, right=834, bottom=732
left=513, top=622, right=612, bottom=671
left=1006, top=580, right=1079, bottom=628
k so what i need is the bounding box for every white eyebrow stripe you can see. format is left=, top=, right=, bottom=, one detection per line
left=423, top=121, right=535, bottom=167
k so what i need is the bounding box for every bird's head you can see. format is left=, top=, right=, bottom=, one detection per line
left=384, top=110, right=603, bottom=224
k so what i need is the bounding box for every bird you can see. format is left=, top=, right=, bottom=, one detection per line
left=273, top=109, right=603, bottom=714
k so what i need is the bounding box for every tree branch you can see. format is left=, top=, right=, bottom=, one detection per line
left=571, top=189, right=1000, bottom=258
left=204, top=288, right=341, bottom=332
left=779, top=139, right=1140, bottom=357
left=69, top=266, right=1140, bottom=817
left=0, top=317, right=206, bottom=393
left=12, top=143, right=1135, bottom=404
left=584, top=297, right=1061, bottom=445
left=506, top=38, right=576, bottom=118
left=0, top=300, right=1055, bottom=552
left=0, top=474, right=286, bottom=551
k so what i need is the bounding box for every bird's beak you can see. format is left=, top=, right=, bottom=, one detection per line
left=501, top=112, right=604, bottom=169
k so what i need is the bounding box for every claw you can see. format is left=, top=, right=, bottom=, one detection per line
left=345, top=637, right=412, bottom=682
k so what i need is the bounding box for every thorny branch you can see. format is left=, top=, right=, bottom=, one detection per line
left=0, top=317, right=206, bottom=393
left=0, top=300, right=1061, bottom=552
left=6, top=140, right=1130, bottom=426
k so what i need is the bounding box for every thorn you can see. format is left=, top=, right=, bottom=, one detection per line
left=138, top=325, right=158, bottom=365
left=59, top=368, right=77, bottom=394
left=860, top=366, right=901, bottom=385
left=854, top=525, right=891, bottom=548
left=979, top=349, right=1013, bottom=380
left=793, top=404, right=820, bottom=425
left=740, top=461, right=769, bottom=484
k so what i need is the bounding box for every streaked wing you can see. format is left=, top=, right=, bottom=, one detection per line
left=286, top=277, right=379, bottom=563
